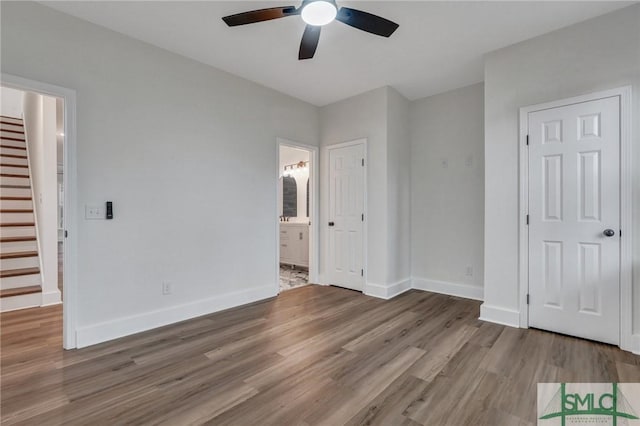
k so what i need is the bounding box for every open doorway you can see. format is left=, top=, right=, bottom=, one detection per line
left=277, top=141, right=317, bottom=292
left=0, top=85, right=65, bottom=339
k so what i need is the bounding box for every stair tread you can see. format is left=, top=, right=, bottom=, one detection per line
left=0, top=197, right=32, bottom=201
left=0, top=185, right=31, bottom=189
left=0, top=209, right=33, bottom=213
left=0, top=145, right=26, bottom=150
left=0, top=136, right=26, bottom=142
left=0, top=163, right=28, bottom=168
left=0, top=251, right=38, bottom=260
left=0, top=222, right=35, bottom=227
left=0, top=267, right=40, bottom=278
left=0, top=236, right=36, bottom=242
left=0, top=153, right=27, bottom=159
left=1, top=173, right=29, bottom=178
left=0, top=285, right=41, bottom=298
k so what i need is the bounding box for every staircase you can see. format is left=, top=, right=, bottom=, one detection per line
left=0, top=115, right=42, bottom=302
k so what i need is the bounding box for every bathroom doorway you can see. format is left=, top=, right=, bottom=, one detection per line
left=277, top=139, right=317, bottom=293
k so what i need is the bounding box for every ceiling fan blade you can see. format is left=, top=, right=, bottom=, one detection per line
left=336, top=7, right=399, bottom=37
left=299, top=25, right=321, bottom=60
left=222, top=6, right=298, bottom=27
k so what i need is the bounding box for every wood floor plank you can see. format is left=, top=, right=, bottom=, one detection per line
left=1, top=284, right=637, bottom=426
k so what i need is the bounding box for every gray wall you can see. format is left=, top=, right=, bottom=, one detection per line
left=483, top=5, right=640, bottom=335
left=410, top=83, right=484, bottom=291
left=1, top=2, right=319, bottom=346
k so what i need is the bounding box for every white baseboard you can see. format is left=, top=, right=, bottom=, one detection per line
left=41, top=289, right=62, bottom=306
left=479, top=303, right=520, bottom=328
left=412, top=277, right=483, bottom=301
left=0, top=292, right=41, bottom=312
left=365, top=278, right=412, bottom=300
left=76, top=285, right=277, bottom=348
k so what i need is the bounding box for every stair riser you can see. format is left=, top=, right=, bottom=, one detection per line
left=0, top=139, right=26, bottom=149
left=0, top=123, right=24, bottom=132
left=0, top=213, right=34, bottom=223
left=0, top=166, right=29, bottom=176
left=1, top=240, right=37, bottom=253
left=0, top=147, right=27, bottom=157
left=0, top=273, right=41, bottom=290
left=0, top=117, right=23, bottom=125
left=0, top=187, right=32, bottom=197
left=0, top=226, right=36, bottom=238
left=0, top=156, right=28, bottom=166
left=0, top=176, right=30, bottom=186
left=1, top=256, right=39, bottom=271
left=1, top=200, right=33, bottom=210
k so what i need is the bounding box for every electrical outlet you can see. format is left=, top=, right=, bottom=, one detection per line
left=85, top=205, right=103, bottom=219
left=465, top=266, right=473, bottom=277
left=162, top=282, right=172, bottom=295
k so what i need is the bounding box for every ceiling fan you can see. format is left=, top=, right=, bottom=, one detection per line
left=222, top=0, right=399, bottom=60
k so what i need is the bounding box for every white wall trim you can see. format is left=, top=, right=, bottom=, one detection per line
left=412, top=277, right=484, bottom=301
left=76, top=285, right=276, bottom=348
left=518, top=86, right=633, bottom=352
left=479, top=304, right=520, bottom=328
left=365, top=278, right=411, bottom=300
left=276, top=138, right=319, bottom=290
left=1, top=73, right=78, bottom=349
left=41, top=289, right=62, bottom=306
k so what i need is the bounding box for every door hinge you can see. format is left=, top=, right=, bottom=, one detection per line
left=361, top=158, right=365, bottom=167
left=526, top=294, right=530, bottom=305
left=64, top=230, right=68, bottom=238
left=526, top=135, right=529, bottom=146
left=361, top=213, right=364, bottom=222
left=361, top=269, right=364, bottom=277
left=620, top=229, right=622, bottom=237
left=526, top=214, right=529, bottom=225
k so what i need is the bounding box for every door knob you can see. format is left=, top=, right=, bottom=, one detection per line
left=603, top=229, right=615, bottom=237
left=328, top=221, right=335, bottom=227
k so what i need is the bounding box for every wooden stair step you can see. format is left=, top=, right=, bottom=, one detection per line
left=1, top=173, right=29, bottom=178
left=0, top=144, right=26, bottom=150
left=0, top=196, right=32, bottom=201
left=0, top=184, right=31, bottom=189
left=0, top=251, right=38, bottom=260
left=0, top=209, right=33, bottom=214
left=0, top=128, right=25, bottom=134
left=0, top=285, right=41, bottom=298
left=0, top=153, right=27, bottom=159
left=0, top=222, right=35, bottom=227
left=0, top=163, right=28, bottom=168
left=0, top=136, right=26, bottom=142
left=0, top=121, right=24, bottom=127
left=0, top=267, right=40, bottom=278
left=0, top=236, right=36, bottom=243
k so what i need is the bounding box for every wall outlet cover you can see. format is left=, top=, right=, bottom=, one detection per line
left=85, top=205, right=103, bottom=219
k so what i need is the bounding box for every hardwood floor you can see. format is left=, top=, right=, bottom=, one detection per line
left=1, top=285, right=638, bottom=425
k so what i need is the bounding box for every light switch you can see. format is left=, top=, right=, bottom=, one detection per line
left=85, top=205, right=103, bottom=219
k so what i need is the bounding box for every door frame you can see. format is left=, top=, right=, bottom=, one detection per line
left=1, top=73, right=79, bottom=349
left=276, top=138, right=319, bottom=291
left=322, top=138, right=368, bottom=291
left=518, top=86, right=632, bottom=351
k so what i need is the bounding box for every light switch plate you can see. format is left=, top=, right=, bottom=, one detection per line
left=85, top=205, right=103, bottom=219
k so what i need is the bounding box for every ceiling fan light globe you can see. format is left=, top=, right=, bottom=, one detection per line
left=301, top=1, right=337, bottom=26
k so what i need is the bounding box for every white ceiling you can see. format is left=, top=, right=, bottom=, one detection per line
left=43, top=1, right=632, bottom=106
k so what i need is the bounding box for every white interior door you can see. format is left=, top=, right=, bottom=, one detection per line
left=328, top=143, right=364, bottom=291
left=528, top=96, right=620, bottom=345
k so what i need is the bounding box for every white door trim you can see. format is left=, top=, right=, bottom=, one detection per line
left=518, top=86, right=632, bottom=352
left=1, top=73, right=79, bottom=349
left=276, top=138, right=319, bottom=290
left=322, top=138, right=368, bottom=291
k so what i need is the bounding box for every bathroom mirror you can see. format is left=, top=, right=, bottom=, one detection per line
left=282, top=176, right=297, bottom=217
